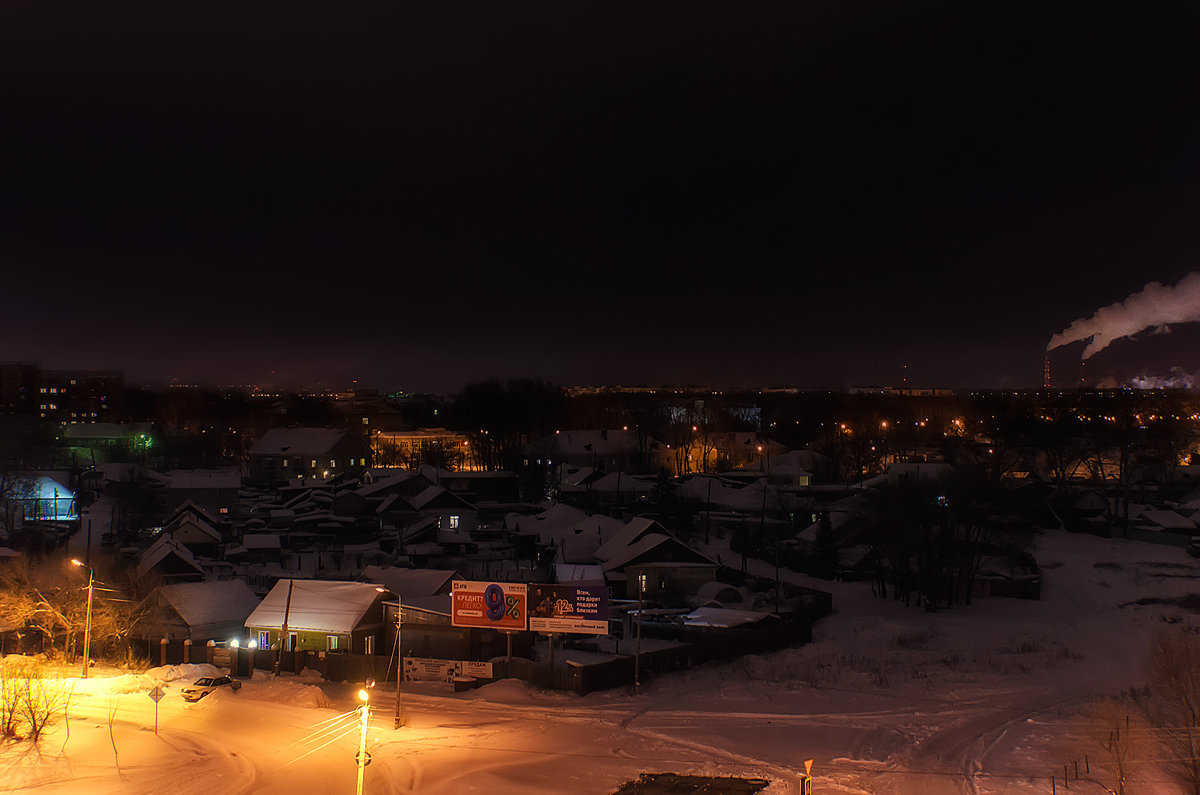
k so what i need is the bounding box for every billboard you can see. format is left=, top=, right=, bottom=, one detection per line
left=451, top=581, right=528, bottom=630
left=402, top=657, right=494, bottom=683
left=528, top=584, right=610, bottom=635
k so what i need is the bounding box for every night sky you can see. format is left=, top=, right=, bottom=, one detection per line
left=4, top=1, right=1200, bottom=392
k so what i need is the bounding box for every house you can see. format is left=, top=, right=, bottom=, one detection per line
left=137, top=534, right=205, bottom=582
left=162, top=468, right=242, bottom=519
left=504, top=503, right=626, bottom=564
left=248, top=427, right=372, bottom=484
left=357, top=471, right=479, bottom=541
left=593, top=517, right=718, bottom=600
left=137, top=580, right=261, bottom=642
left=163, top=501, right=223, bottom=558
left=244, top=579, right=392, bottom=654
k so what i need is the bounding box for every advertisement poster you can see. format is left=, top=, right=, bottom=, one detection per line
left=527, top=584, right=610, bottom=635
left=451, top=580, right=528, bottom=630
left=403, top=658, right=494, bottom=683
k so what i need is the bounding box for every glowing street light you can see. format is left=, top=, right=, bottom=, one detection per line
left=70, top=559, right=94, bottom=679
left=356, top=688, right=371, bottom=795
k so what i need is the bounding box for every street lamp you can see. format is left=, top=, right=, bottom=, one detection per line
left=356, top=688, right=371, bottom=795
left=70, top=559, right=94, bottom=679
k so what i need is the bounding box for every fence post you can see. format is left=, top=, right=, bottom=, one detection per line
left=184, top=638, right=192, bottom=664
left=160, top=637, right=168, bottom=666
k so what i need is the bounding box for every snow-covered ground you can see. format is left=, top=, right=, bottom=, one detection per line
left=3, top=526, right=1196, bottom=794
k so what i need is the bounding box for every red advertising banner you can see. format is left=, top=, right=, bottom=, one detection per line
left=451, top=581, right=528, bottom=630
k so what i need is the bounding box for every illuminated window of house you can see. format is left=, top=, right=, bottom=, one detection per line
left=282, top=459, right=288, bottom=468
left=330, top=459, right=336, bottom=468
left=311, top=459, right=317, bottom=468
left=258, top=630, right=270, bottom=649
left=363, top=636, right=375, bottom=655
left=449, top=515, right=460, bottom=529
left=327, top=635, right=339, bottom=651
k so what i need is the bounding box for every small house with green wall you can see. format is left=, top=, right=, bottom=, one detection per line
left=244, top=579, right=392, bottom=655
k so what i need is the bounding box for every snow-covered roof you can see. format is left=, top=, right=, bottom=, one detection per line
left=165, top=468, right=242, bottom=490
left=1136, top=509, right=1196, bottom=531
left=244, top=580, right=389, bottom=634
left=356, top=470, right=427, bottom=498
left=593, top=517, right=669, bottom=563
left=156, top=580, right=261, bottom=629
left=683, top=607, right=771, bottom=628
left=137, top=535, right=204, bottom=578
left=554, top=563, right=605, bottom=584
left=242, top=534, right=282, bottom=549
left=363, top=566, right=457, bottom=597
left=250, top=428, right=359, bottom=457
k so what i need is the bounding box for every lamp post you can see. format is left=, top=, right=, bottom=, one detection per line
left=70, top=559, right=94, bottom=679
left=394, top=597, right=403, bottom=729
left=356, top=688, right=370, bottom=795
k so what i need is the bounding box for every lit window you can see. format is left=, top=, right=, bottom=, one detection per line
left=70, top=379, right=76, bottom=385
left=219, top=507, right=229, bottom=515
left=39, top=388, right=46, bottom=394
left=364, top=636, right=375, bottom=655
left=48, top=403, right=56, bottom=410
left=258, top=631, right=270, bottom=649
left=311, top=459, right=317, bottom=468
left=449, top=515, right=460, bottom=529
left=359, top=458, right=365, bottom=466
left=49, top=387, right=57, bottom=394
left=327, top=635, right=339, bottom=651
left=39, top=404, right=46, bottom=410
left=362, top=417, right=369, bottom=425
left=282, top=459, right=288, bottom=467
left=330, top=460, right=336, bottom=468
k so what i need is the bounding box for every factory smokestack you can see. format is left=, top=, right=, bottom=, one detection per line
left=1047, top=272, right=1200, bottom=359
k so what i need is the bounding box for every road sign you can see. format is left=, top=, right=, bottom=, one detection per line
left=148, top=686, right=165, bottom=703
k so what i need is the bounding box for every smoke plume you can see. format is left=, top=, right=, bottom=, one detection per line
left=1047, top=272, right=1200, bottom=359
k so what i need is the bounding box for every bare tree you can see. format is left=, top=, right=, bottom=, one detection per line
left=20, top=667, right=72, bottom=743
left=1146, top=625, right=1200, bottom=794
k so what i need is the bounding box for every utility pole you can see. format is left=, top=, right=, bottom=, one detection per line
left=274, top=579, right=293, bottom=676
left=634, top=573, right=643, bottom=695
left=393, top=598, right=403, bottom=729
left=71, top=559, right=95, bottom=678
left=82, top=566, right=94, bottom=679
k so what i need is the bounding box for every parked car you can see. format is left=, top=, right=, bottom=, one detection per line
left=180, top=675, right=242, bottom=702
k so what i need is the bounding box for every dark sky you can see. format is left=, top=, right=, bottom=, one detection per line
left=4, top=1, right=1200, bottom=392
